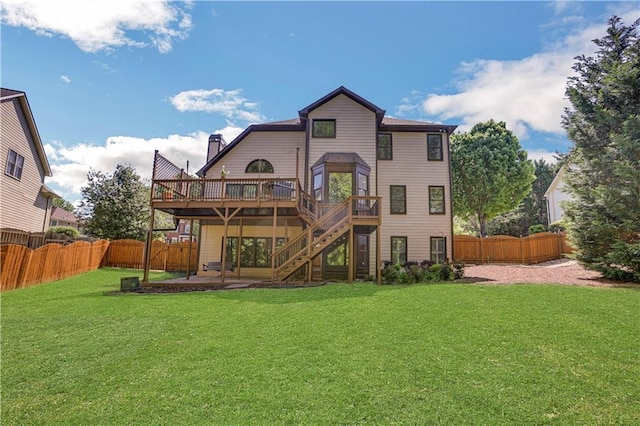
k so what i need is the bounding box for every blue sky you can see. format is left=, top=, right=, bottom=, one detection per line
left=2, top=1, right=638, bottom=203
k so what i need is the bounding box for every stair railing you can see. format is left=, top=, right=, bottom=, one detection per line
left=273, top=199, right=350, bottom=276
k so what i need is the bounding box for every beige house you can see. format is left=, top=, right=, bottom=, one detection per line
left=148, top=87, right=456, bottom=282
left=1, top=88, right=58, bottom=232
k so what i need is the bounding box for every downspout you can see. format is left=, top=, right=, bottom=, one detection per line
left=42, top=195, right=51, bottom=232
left=446, top=130, right=455, bottom=262
left=304, top=119, right=310, bottom=192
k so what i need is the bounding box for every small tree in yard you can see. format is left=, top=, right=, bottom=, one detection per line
left=451, top=120, right=535, bottom=237
left=563, top=16, right=640, bottom=282
left=78, top=164, right=149, bottom=241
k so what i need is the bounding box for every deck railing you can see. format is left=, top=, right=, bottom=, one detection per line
left=152, top=177, right=300, bottom=203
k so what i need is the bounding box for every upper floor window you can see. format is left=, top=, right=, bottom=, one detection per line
left=377, top=133, right=392, bottom=160
left=427, top=134, right=443, bottom=161
left=312, top=119, right=336, bottom=138
left=5, top=149, right=24, bottom=180
left=245, top=159, right=274, bottom=173
left=429, top=186, right=445, bottom=214
left=390, top=185, right=407, bottom=214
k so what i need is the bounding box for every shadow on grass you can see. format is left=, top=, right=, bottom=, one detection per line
left=204, top=282, right=407, bottom=305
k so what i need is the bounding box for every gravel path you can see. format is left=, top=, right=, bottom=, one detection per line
left=463, top=258, right=637, bottom=288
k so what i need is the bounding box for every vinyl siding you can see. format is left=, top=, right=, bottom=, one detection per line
left=378, top=132, right=453, bottom=262
left=307, top=94, right=378, bottom=196
left=0, top=98, right=50, bottom=232
left=204, top=132, right=305, bottom=179
left=308, top=95, right=379, bottom=275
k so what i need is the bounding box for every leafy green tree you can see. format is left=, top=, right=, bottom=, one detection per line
left=486, top=159, right=559, bottom=236
left=78, top=164, right=150, bottom=240
left=451, top=120, right=535, bottom=237
left=52, top=197, right=75, bottom=212
left=562, top=16, right=640, bottom=282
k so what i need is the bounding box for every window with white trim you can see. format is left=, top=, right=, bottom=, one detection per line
left=5, top=149, right=24, bottom=180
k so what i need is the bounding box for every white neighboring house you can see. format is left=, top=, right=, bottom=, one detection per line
left=544, top=165, right=573, bottom=225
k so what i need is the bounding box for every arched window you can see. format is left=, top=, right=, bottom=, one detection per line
left=245, top=159, right=274, bottom=173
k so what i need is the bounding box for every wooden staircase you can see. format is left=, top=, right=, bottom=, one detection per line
left=273, top=199, right=351, bottom=281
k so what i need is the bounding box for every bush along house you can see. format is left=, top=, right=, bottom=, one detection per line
left=145, top=86, right=457, bottom=283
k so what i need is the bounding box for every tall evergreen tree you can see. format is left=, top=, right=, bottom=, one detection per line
left=451, top=120, right=535, bottom=237
left=563, top=16, right=640, bottom=281
left=486, top=159, right=559, bottom=236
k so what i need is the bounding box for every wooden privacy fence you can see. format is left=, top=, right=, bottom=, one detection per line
left=454, top=232, right=572, bottom=264
left=1, top=240, right=109, bottom=291
left=1, top=239, right=198, bottom=292
left=0, top=228, right=73, bottom=249
left=104, top=239, right=198, bottom=272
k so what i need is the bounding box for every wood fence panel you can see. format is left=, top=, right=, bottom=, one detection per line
left=526, top=233, right=561, bottom=264
left=454, top=233, right=567, bottom=264
left=561, top=234, right=573, bottom=254
left=149, top=241, right=167, bottom=271
left=20, top=244, right=62, bottom=287
left=166, top=242, right=198, bottom=272
left=1, top=245, right=31, bottom=291
left=104, top=239, right=145, bottom=269
left=453, top=235, right=481, bottom=263
left=484, top=236, right=522, bottom=263
left=91, top=240, right=110, bottom=269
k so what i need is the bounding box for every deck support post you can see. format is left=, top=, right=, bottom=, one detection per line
left=271, top=202, right=278, bottom=281
left=143, top=207, right=156, bottom=283
left=186, top=219, right=194, bottom=280
left=376, top=226, right=381, bottom=285
left=213, top=207, right=240, bottom=285
left=348, top=228, right=354, bottom=283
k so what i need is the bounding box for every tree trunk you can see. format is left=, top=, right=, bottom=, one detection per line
left=478, top=213, right=488, bottom=238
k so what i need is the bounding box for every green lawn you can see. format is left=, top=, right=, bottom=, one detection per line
left=2, top=268, right=639, bottom=425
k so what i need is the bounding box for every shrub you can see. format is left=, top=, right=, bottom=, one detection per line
left=452, top=261, right=465, bottom=279
left=549, top=220, right=567, bottom=233
left=528, top=224, right=546, bottom=235
left=48, top=226, right=79, bottom=238
left=382, top=264, right=402, bottom=284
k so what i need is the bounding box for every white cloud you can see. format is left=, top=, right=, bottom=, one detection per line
left=526, top=149, right=561, bottom=165
left=60, top=75, right=71, bottom=83
left=47, top=126, right=244, bottom=201
left=169, top=88, right=266, bottom=124
left=1, top=0, right=193, bottom=53
left=403, top=9, right=638, bottom=140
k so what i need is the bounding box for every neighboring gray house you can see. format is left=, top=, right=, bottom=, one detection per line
left=1, top=88, right=58, bottom=232
left=150, top=87, right=457, bottom=282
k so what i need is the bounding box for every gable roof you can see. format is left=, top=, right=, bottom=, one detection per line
left=196, top=86, right=457, bottom=177
left=1, top=87, right=52, bottom=176
left=298, top=86, right=386, bottom=124
left=51, top=207, right=78, bottom=223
